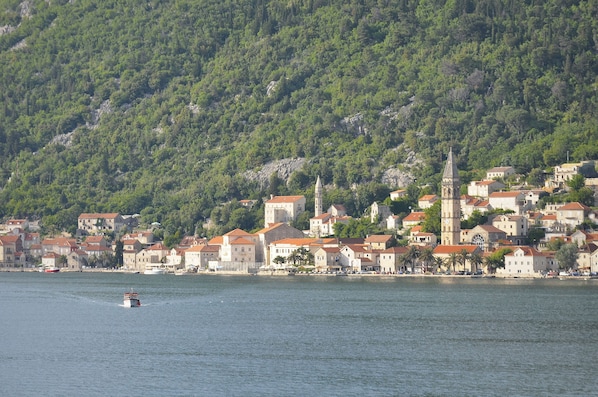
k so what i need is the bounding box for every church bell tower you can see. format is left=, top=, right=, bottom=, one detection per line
left=315, top=176, right=323, bottom=217
left=441, top=148, right=461, bottom=245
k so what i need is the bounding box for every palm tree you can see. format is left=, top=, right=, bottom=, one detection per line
left=405, top=245, right=420, bottom=273
left=418, top=247, right=435, bottom=274
left=433, top=256, right=444, bottom=274
left=470, top=252, right=483, bottom=273
left=447, top=252, right=458, bottom=273
left=458, top=249, right=470, bottom=272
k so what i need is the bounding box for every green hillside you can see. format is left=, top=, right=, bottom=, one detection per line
left=0, top=0, right=596, bottom=236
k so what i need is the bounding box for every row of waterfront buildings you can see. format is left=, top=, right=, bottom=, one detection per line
left=1, top=155, right=597, bottom=276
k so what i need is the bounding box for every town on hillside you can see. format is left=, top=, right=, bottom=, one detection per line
left=1, top=153, right=597, bottom=277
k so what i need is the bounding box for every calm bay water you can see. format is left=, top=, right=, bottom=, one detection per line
left=1, top=272, right=597, bottom=397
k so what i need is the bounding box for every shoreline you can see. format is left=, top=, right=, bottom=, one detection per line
left=2, top=267, right=596, bottom=281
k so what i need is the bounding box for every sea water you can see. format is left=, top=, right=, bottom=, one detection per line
left=1, top=272, right=597, bottom=396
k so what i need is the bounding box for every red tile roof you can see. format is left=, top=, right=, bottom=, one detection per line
left=433, top=245, right=479, bottom=254
left=266, top=195, right=305, bottom=203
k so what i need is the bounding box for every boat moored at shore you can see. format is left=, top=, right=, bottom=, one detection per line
left=144, top=267, right=167, bottom=275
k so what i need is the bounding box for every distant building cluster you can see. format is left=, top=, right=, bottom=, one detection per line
left=1, top=156, right=597, bottom=277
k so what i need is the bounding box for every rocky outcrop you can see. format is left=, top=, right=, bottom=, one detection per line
left=243, top=158, right=307, bottom=187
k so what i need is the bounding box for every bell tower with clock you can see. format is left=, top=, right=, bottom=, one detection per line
left=441, top=148, right=461, bottom=245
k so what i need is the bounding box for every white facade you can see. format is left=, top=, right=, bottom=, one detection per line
left=492, top=215, right=529, bottom=237
left=488, top=191, right=527, bottom=214
left=486, top=166, right=515, bottom=180
left=467, top=180, right=505, bottom=198
left=499, top=247, right=557, bottom=276
left=264, top=196, right=306, bottom=227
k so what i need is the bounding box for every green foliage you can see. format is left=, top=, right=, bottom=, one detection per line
left=546, top=238, right=566, bottom=252
left=0, top=0, right=596, bottom=236
left=421, top=201, right=440, bottom=235
left=555, top=243, right=579, bottom=270
left=461, top=210, right=488, bottom=230
left=527, top=228, right=545, bottom=247
left=566, top=174, right=585, bottom=191
left=333, top=217, right=383, bottom=238
left=485, top=247, right=512, bottom=272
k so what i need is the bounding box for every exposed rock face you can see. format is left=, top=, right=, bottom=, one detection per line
left=243, top=158, right=307, bottom=187
left=381, top=149, right=422, bottom=188
left=381, top=168, right=415, bottom=188
left=50, top=132, right=74, bottom=147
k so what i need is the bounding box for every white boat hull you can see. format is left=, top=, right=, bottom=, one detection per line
left=123, top=291, right=141, bottom=307
left=144, top=268, right=166, bottom=275
left=123, top=298, right=141, bottom=307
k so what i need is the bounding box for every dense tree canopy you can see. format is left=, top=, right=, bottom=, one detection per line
left=0, top=0, right=596, bottom=235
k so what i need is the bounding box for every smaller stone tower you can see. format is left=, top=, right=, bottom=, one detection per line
left=315, top=176, right=323, bottom=217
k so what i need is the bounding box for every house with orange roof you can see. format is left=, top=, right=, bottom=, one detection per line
left=137, top=242, right=170, bottom=271
left=492, top=214, right=529, bottom=244
left=526, top=212, right=544, bottom=227
left=310, top=213, right=333, bottom=237
left=488, top=191, right=527, bottom=214
left=402, top=211, right=426, bottom=228
left=41, top=237, right=78, bottom=256
left=460, top=195, right=492, bottom=220
left=42, top=252, right=61, bottom=269
left=29, top=243, right=43, bottom=259
left=418, top=194, right=438, bottom=209
left=253, top=223, right=304, bottom=265
left=185, top=244, right=220, bottom=270
left=211, top=229, right=259, bottom=266
left=409, top=230, right=437, bottom=247
left=390, top=189, right=408, bottom=200
left=208, top=235, right=223, bottom=246
left=365, top=234, right=395, bottom=250
left=310, top=209, right=351, bottom=237
left=339, top=244, right=380, bottom=272
left=539, top=213, right=559, bottom=230
left=432, top=245, right=482, bottom=272
left=570, top=230, right=598, bottom=247
left=328, top=204, right=347, bottom=217
left=122, top=239, right=143, bottom=270
left=81, top=243, right=112, bottom=259
left=379, top=246, right=409, bottom=273
left=122, top=230, right=154, bottom=245
left=467, top=180, right=505, bottom=198
left=78, top=213, right=125, bottom=234
left=313, top=246, right=342, bottom=272
left=177, top=236, right=208, bottom=249
left=0, top=235, right=24, bottom=268
left=556, top=202, right=593, bottom=230
left=264, top=195, right=306, bottom=227
left=67, top=249, right=88, bottom=271
left=498, top=246, right=557, bottom=277
left=165, top=248, right=185, bottom=270
left=84, top=235, right=110, bottom=248
left=23, top=232, right=40, bottom=251
left=5, top=219, right=29, bottom=231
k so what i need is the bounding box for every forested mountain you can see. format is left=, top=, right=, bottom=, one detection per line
left=0, top=0, right=596, bottom=237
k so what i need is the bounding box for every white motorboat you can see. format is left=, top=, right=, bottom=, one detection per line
left=144, top=268, right=167, bottom=275
left=123, top=291, right=141, bottom=307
